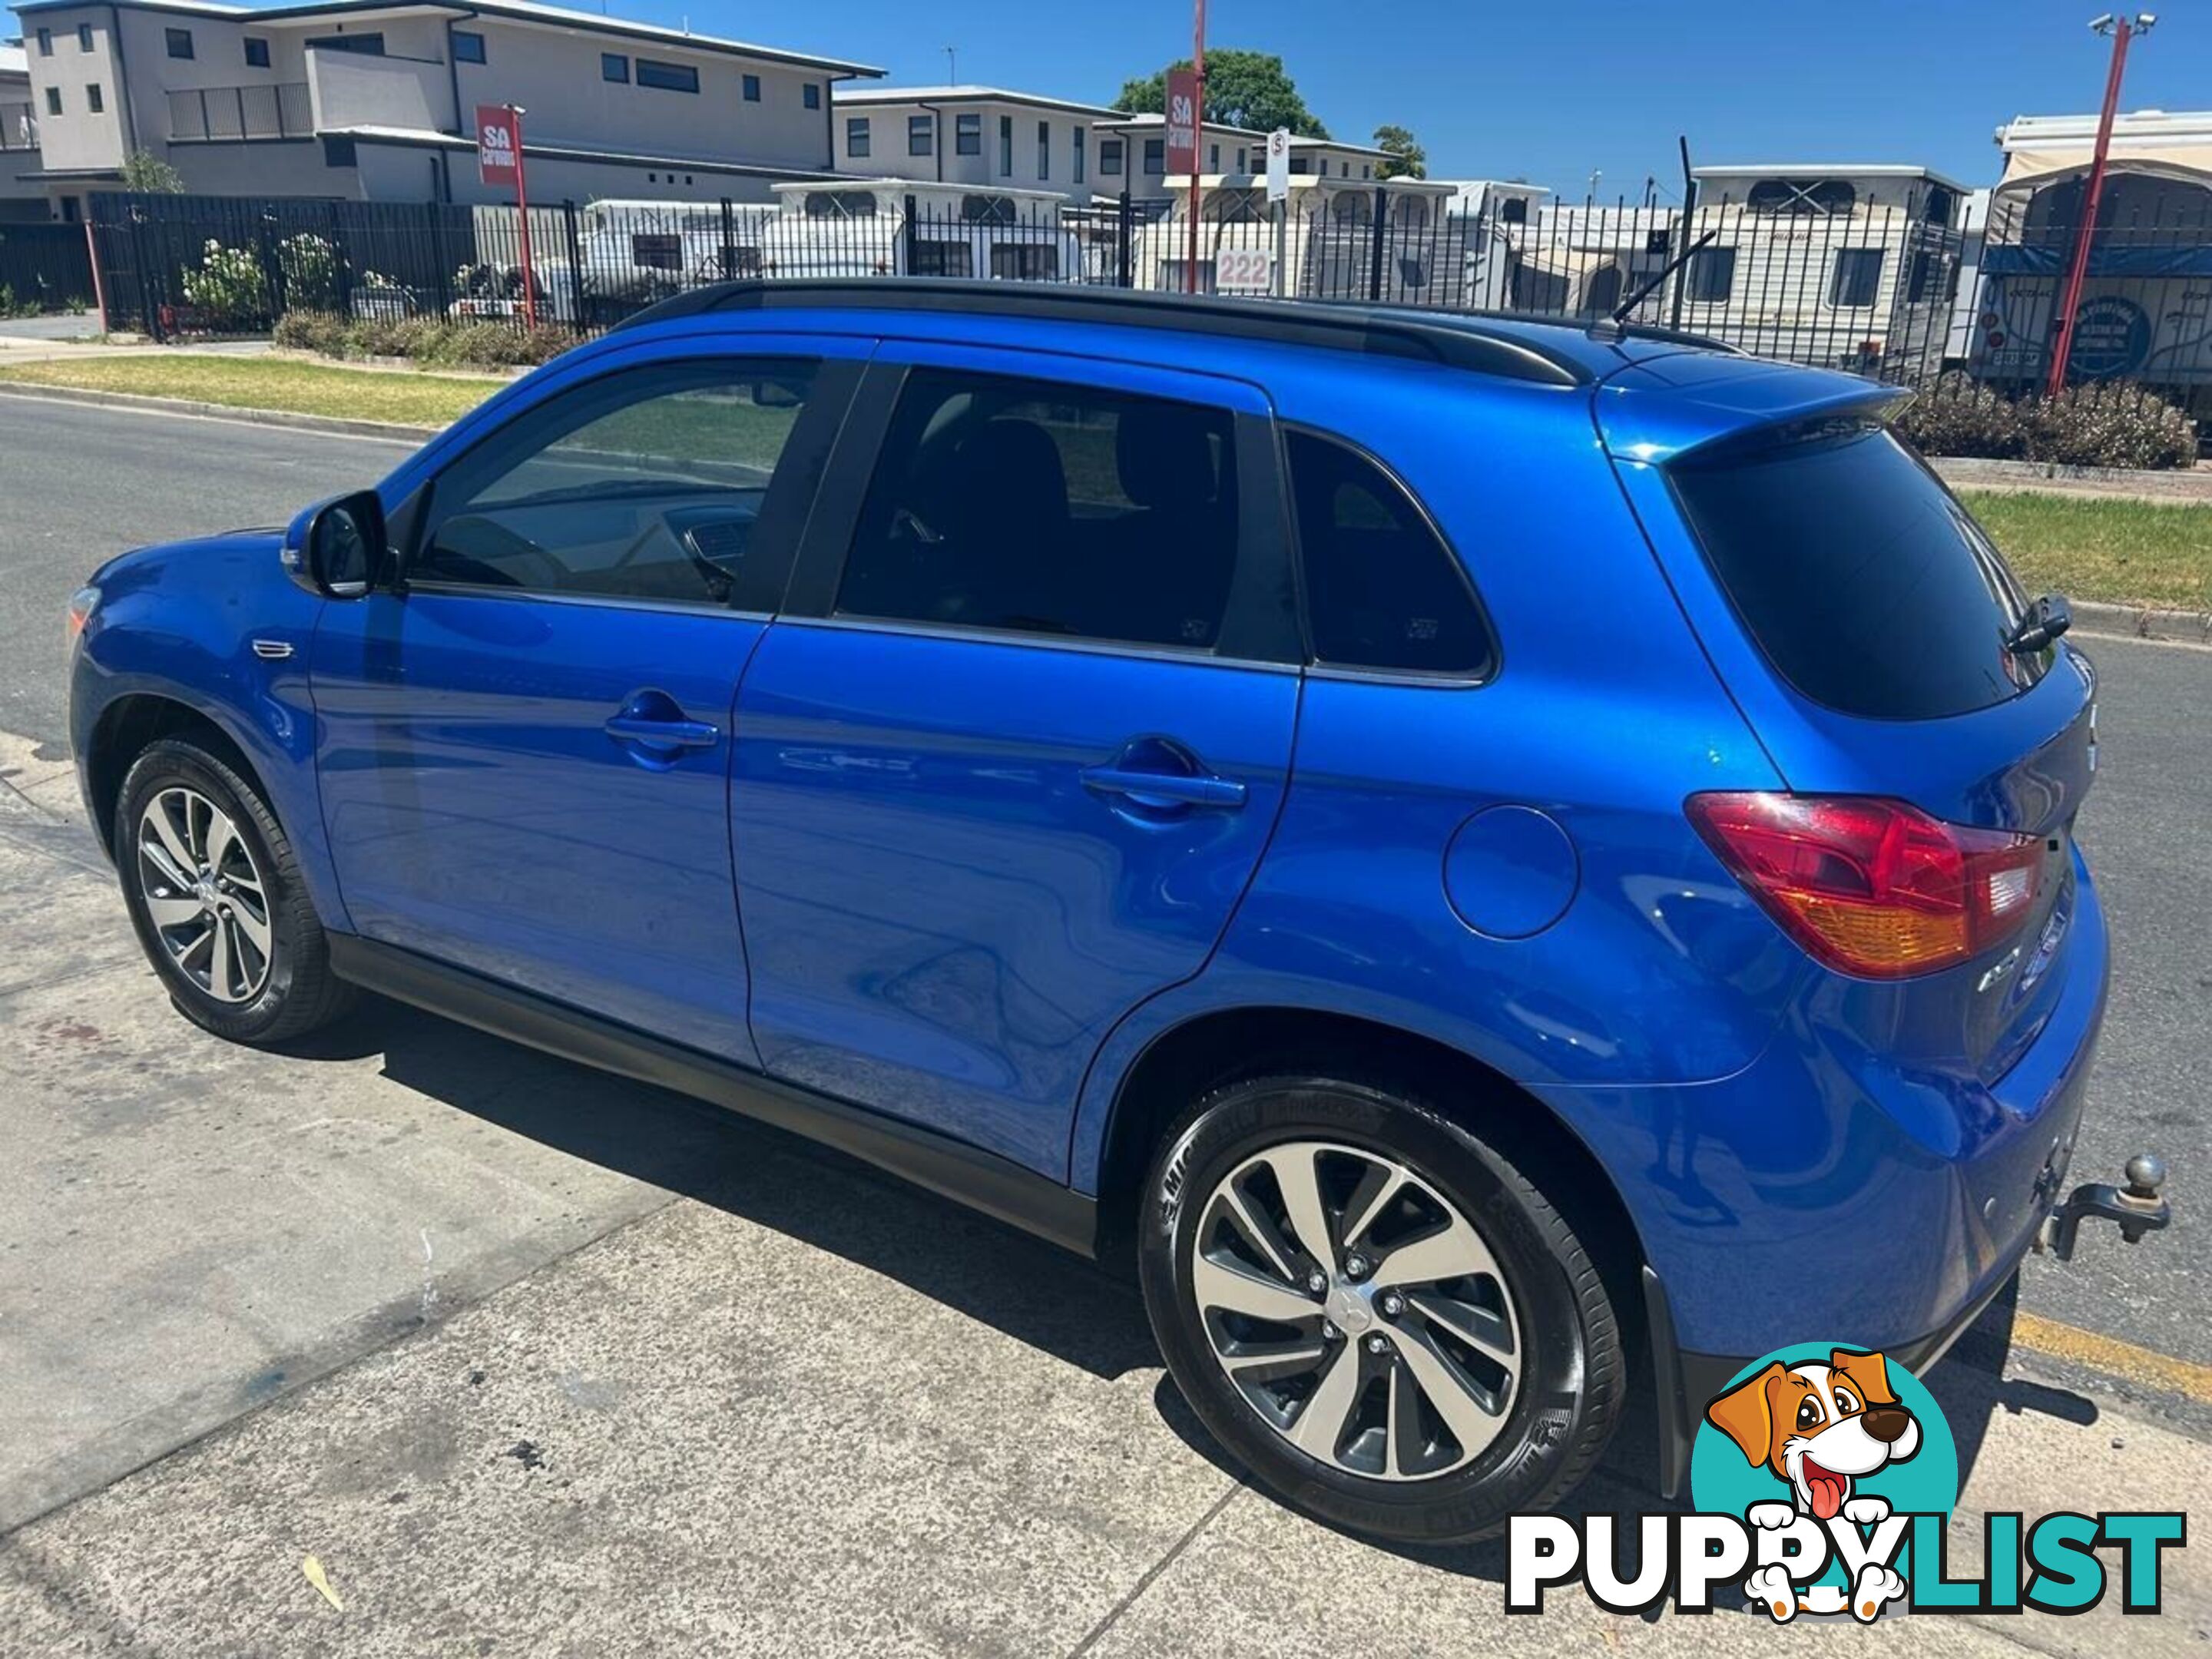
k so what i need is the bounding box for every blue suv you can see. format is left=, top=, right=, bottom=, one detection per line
left=69, top=281, right=2130, bottom=1541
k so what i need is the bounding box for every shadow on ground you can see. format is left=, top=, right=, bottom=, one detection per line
left=290, top=992, right=2108, bottom=1592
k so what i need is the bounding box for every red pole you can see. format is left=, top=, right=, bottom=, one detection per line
left=2045, top=17, right=2135, bottom=396
left=82, top=217, right=108, bottom=334
left=509, top=103, right=538, bottom=331
left=1184, top=0, right=1206, bottom=293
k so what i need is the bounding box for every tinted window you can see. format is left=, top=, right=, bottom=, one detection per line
left=245, top=35, right=271, bottom=66
left=1671, top=422, right=2045, bottom=720
left=419, top=362, right=820, bottom=610
left=1286, top=432, right=1491, bottom=676
left=601, top=52, right=628, bottom=81
left=165, top=27, right=193, bottom=58
left=452, top=28, right=485, bottom=62
left=636, top=58, right=698, bottom=93
left=1686, top=245, right=1736, bottom=302
left=837, top=369, right=1240, bottom=651
left=1828, top=248, right=1883, bottom=307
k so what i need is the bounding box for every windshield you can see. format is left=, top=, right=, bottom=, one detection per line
left=1671, top=419, right=2050, bottom=720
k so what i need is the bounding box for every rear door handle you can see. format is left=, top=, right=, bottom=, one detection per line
left=1079, top=765, right=1247, bottom=810
left=604, top=714, right=719, bottom=748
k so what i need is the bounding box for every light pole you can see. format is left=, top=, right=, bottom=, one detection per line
left=2046, top=12, right=2155, bottom=395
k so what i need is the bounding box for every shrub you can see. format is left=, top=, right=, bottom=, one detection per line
left=277, top=232, right=343, bottom=313
left=1901, top=373, right=2198, bottom=471
left=273, top=310, right=577, bottom=371
left=1896, top=376, right=2026, bottom=461
left=2020, top=381, right=2199, bottom=471
left=273, top=310, right=347, bottom=354
left=180, top=238, right=270, bottom=328
left=432, top=323, right=575, bottom=368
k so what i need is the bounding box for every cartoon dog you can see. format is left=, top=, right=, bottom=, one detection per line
left=1705, top=1349, right=1921, bottom=1622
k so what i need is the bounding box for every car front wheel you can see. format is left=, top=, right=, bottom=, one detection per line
left=115, top=737, right=354, bottom=1046
left=1139, top=1074, right=1624, bottom=1543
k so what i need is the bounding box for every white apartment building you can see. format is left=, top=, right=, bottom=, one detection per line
left=830, top=84, right=1119, bottom=205
left=1094, top=112, right=1392, bottom=202
left=7, top=0, right=881, bottom=219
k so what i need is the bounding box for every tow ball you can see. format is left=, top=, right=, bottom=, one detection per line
left=2040, top=1153, right=2172, bottom=1262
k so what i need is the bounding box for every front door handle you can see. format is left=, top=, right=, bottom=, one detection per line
left=1080, top=764, right=1247, bottom=811
left=604, top=714, right=719, bottom=748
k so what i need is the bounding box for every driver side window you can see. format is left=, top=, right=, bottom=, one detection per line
left=417, top=359, right=820, bottom=610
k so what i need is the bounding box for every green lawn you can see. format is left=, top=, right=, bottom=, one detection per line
left=0, top=353, right=503, bottom=428
left=1959, top=489, right=2212, bottom=612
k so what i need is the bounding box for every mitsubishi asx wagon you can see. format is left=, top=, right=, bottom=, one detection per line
left=67, top=280, right=2158, bottom=1542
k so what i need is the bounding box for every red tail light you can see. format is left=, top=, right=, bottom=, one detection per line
left=1686, top=793, right=2045, bottom=980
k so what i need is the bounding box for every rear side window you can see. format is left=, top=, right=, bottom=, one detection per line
left=837, top=368, right=1240, bottom=651
left=1671, top=421, right=2044, bottom=720
left=1286, top=431, right=1492, bottom=677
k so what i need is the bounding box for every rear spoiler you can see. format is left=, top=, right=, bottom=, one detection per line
left=1595, top=353, right=1915, bottom=467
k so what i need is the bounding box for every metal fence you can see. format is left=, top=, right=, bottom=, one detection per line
left=0, top=221, right=94, bottom=313
left=69, top=180, right=2212, bottom=420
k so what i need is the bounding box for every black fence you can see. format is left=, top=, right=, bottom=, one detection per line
left=0, top=221, right=94, bottom=314
left=73, top=179, right=2212, bottom=419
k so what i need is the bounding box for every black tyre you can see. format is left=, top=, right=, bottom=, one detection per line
left=1139, top=1074, right=1623, bottom=1544
left=114, top=737, right=356, bottom=1045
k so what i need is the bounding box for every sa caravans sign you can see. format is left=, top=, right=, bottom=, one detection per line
left=475, top=103, right=522, bottom=187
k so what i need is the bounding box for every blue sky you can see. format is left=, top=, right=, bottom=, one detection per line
left=694, top=0, right=2209, bottom=197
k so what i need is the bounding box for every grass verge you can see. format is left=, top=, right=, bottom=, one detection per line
left=1960, top=489, right=2212, bottom=612
left=0, top=353, right=502, bottom=428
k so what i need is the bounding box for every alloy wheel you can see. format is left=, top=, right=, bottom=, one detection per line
left=1188, top=1139, right=1522, bottom=1481
left=136, top=786, right=273, bottom=1004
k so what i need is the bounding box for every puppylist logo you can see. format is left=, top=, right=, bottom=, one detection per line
left=1507, top=1341, right=2186, bottom=1621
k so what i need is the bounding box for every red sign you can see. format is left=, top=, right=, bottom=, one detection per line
left=475, top=104, right=519, bottom=187
left=1164, top=68, right=1200, bottom=178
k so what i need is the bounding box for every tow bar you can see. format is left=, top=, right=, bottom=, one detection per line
left=2041, top=1152, right=2172, bottom=1262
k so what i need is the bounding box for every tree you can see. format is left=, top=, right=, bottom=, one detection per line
left=1114, top=49, right=1329, bottom=139
left=119, top=150, right=184, bottom=193
left=1373, top=125, right=1427, bottom=181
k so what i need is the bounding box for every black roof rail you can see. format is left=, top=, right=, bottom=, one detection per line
left=614, top=279, right=1594, bottom=388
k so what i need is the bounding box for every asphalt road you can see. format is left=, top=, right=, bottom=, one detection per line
left=0, top=391, right=2202, bottom=1372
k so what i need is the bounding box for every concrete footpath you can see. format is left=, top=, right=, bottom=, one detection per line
left=1, top=730, right=2207, bottom=1656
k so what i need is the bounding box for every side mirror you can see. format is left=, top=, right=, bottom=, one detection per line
left=282, top=490, right=386, bottom=600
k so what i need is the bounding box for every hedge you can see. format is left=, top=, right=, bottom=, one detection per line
left=1899, top=375, right=2199, bottom=471
left=273, top=311, right=577, bottom=370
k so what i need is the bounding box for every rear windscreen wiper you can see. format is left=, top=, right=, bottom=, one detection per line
left=2007, top=593, right=2072, bottom=654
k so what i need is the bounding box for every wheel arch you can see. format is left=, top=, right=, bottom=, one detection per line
left=1091, top=1005, right=1651, bottom=1339
left=86, top=694, right=274, bottom=857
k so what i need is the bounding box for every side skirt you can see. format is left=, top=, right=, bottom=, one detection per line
left=327, top=934, right=1099, bottom=1258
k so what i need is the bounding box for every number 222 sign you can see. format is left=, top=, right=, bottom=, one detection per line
left=1215, top=247, right=1273, bottom=294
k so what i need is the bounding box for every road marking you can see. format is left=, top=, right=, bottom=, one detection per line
left=2011, top=1311, right=2212, bottom=1405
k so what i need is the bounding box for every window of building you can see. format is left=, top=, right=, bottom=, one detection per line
left=323, top=134, right=356, bottom=167
left=44, top=87, right=61, bottom=115
left=803, top=189, right=876, bottom=217
left=998, top=114, right=1012, bottom=177
left=1288, top=158, right=1310, bottom=174
left=305, top=33, right=384, bottom=55
left=1235, top=147, right=1246, bottom=171
left=1827, top=247, right=1883, bottom=308
left=845, top=115, right=869, bottom=157
left=85, top=83, right=102, bottom=113
left=955, top=112, right=981, bottom=155
left=636, top=58, right=699, bottom=94
left=908, top=114, right=932, bottom=157
left=742, top=73, right=760, bottom=101
left=1208, top=142, right=1219, bottom=171
left=1037, top=119, right=1049, bottom=180
left=1073, top=126, right=1084, bottom=184
left=244, top=36, right=270, bottom=67
left=1143, top=137, right=1163, bottom=175
left=1746, top=177, right=1856, bottom=217
left=601, top=52, right=628, bottom=81
left=1099, top=139, right=1122, bottom=177
left=77, top=22, right=93, bottom=49
left=1685, top=245, right=1737, bottom=303
left=452, top=29, right=485, bottom=64
left=418, top=361, right=822, bottom=611
left=165, top=28, right=194, bottom=59
left=1362, top=164, right=1372, bottom=179
left=1287, top=431, right=1491, bottom=676
left=837, top=368, right=1243, bottom=652
left=799, top=82, right=818, bottom=110
left=35, top=28, right=51, bottom=56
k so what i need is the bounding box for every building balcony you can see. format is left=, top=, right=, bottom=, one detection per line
left=1, top=102, right=38, bottom=154
left=167, top=82, right=314, bottom=144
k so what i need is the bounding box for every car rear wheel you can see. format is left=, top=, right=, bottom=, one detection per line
left=115, top=738, right=355, bottom=1046
left=1139, top=1074, right=1623, bottom=1543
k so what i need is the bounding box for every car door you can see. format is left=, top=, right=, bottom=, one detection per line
left=730, top=346, right=1302, bottom=1177
left=310, top=339, right=863, bottom=1065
